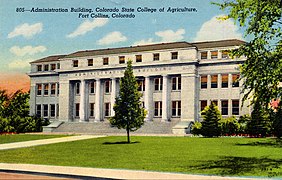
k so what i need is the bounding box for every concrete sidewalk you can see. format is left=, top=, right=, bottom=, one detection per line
left=0, top=163, right=259, bottom=180
left=0, top=135, right=105, bottom=150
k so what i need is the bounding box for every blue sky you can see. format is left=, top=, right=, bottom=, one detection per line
left=0, top=0, right=246, bottom=74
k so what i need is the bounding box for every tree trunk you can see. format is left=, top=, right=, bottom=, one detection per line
left=127, top=127, right=130, bottom=143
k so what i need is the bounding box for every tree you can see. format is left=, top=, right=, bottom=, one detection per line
left=201, top=102, right=222, bottom=137
left=220, top=116, right=240, bottom=136
left=109, top=60, right=146, bottom=143
left=214, top=0, right=282, bottom=107
left=273, top=102, right=282, bottom=138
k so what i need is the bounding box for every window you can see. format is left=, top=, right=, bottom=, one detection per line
left=43, top=104, right=48, bottom=117
left=75, top=82, right=80, bottom=95
left=103, top=57, right=109, bottom=65
left=57, top=63, right=60, bottom=69
left=105, top=80, right=111, bottom=93
left=211, top=51, right=218, bottom=59
left=137, top=79, right=145, bottom=91
left=37, top=84, right=42, bottom=96
left=44, top=84, right=49, bottom=96
left=222, top=50, right=229, bottom=59
left=57, top=83, right=59, bottom=95
left=75, top=103, right=80, bottom=117
left=36, top=104, right=41, bottom=117
left=37, top=65, right=42, bottom=72
left=51, top=64, right=56, bottom=71
left=51, top=83, right=56, bottom=95
left=201, top=51, right=208, bottom=59
left=73, top=60, right=78, bottom=67
left=89, top=81, right=95, bottom=94
left=119, top=56, right=125, bottom=64
left=153, top=53, right=159, bottom=61
left=88, top=59, right=93, bottom=66
left=171, top=52, right=178, bottom=60
left=136, top=55, right=142, bottom=62
left=212, top=100, right=218, bottom=106
left=232, top=74, right=240, bottom=87
left=200, top=100, right=207, bottom=111
left=172, top=101, right=181, bottom=117
left=172, top=76, right=181, bottom=90
left=221, top=74, right=229, bottom=88
left=57, top=104, right=59, bottom=118
left=50, top=104, right=55, bottom=118
left=154, top=101, right=162, bottom=117
left=232, top=100, right=240, bottom=115
left=221, top=100, right=228, bottom=115
left=154, top=77, right=163, bottom=91
left=105, top=103, right=110, bottom=117
left=201, top=75, right=207, bottom=89
left=90, top=103, right=95, bottom=117
left=44, top=64, right=49, bottom=71
left=211, top=75, right=218, bottom=88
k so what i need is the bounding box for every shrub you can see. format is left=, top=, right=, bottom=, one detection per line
left=0, top=117, right=14, bottom=133
left=238, top=115, right=251, bottom=134
left=191, top=122, right=202, bottom=136
left=220, top=116, right=240, bottom=135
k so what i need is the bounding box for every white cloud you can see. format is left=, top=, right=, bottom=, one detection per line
left=133, top=38, right=155, bottom=46
left=194, top=15, right=243, bottom=42
left=10, top=45, right=47, bottom=57
left=97, top=31, right=127, bottom=45
left=8, top=59, right=32, bottom=70
left=156, top=29, right=185, bottom=42
left=8, top=23, right=43, bottom=39
left=67, top=18, right=109, bottom=38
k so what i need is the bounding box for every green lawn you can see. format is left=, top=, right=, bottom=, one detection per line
left=0, top=134, right=68, bottom=144
left=0, top=136, right=281, bottom=178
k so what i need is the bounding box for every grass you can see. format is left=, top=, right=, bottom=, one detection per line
left=0, top=136, right=281, bottom=178
left=0, top=134, right=69, bottom=144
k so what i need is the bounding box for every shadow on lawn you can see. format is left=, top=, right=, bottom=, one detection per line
left=103, top=141, right=140, bottom=145
left=236, top=139, right=282, bottom=148
left=189, top=156, right=282, bottom=177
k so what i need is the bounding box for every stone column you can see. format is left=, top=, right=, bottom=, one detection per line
left=144, top=76, right=152, bottom=121
left=59, top=80, right=73, bottom=121
left=79, top=79, right=87, bottom=122
left=95, top=79, right=101, bottom=122
left=111, top=78, right=116, bottom=116
left=162, top=75, right=169, bottom=121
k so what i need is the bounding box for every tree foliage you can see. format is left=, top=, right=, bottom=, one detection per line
left=273, top=102, right=282, bottom=138
left=110, top=60, right=146, bottom=143
left=220, top=116, right=240, bottom=135
left=215, top=0, right=282, bottom=107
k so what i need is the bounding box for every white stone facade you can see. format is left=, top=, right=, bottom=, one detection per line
left=28, top=40, right=251, bottom=124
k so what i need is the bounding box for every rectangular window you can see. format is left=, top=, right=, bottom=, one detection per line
left=222, top=50, right=229, bottom=59
left=43, top=104, right=48, bottom=117
left=153, top=53, right=160, bottom=61
left=105, top=80, right=111, bottom=93
left=211, top=51, right=218, bottom=59
left=90, top=103, right=95, bottom=117
left=105, top=103, right=110, bottom=117
left=154, top=101, right=162, bottom=117
left=212, top=100, right=218, bottom=106
left=232, top=74, right=240, bottom=87
left=221, top=74, right=229, bottom=88
left=154, top=77, right=163, bottom=91
left=57, top=63, right=60, bottom=69
left=44, top=64, right=49, bottom=71
left=201, top=51, right=208, bottom=59
left=73, top=60, right=78, bottom=67
left=76, top=82, right=80, bottom=95
left=171, top=52, right=178, bottom=60
left=88, top=59, right=93, bottom=66
left=172, top=76, right=181, bottom=90
left=211, top=75, right=218, bottom=88
left=137, top=79, right=145, bottom=91
left=75, top=103, right=80, bottom=117
left=50, top=104, right=55, bottom=118
left=172, top=101, right=181, bottom=117
left=37, top=84, right=42, bottom=96
left=103, top=57, right=109, bottom=65
left=57, top=83, right=59, bottom=95
left=51, top=64, right=56, bottom=71
left=221, top=100, right=228, bottom=115
left=136, top=55, right=142, bottom=62
left=37, top=65, right=42, bottom=72
left=89, top=81, right=95, bottom=94
left=200, top=100, right=207, bottom=111
left=36, top=104, right=41, bottom=117
left=50, top=83, right=56, bottom=95
left=44, top=84, right=49, bottom=96
left=119, top=56, right=125, bottom=64
left=201, top=75, right=207, bottom=89
left=232, top=100, right=240, bottom=115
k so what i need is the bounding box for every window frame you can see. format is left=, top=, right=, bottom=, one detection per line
left=211, top=50, right=218, bottom=59
left=104, top=103, right=111, bottom=117
left=119, top=56, right=125, bottom=64
left=105, top=80, right=111, bottom=93
left=75, top=103, right=80, bottom=117
left=50, top=104, right=56, bottom=118
left=200, top=51, right=208, bottom=59
left=73, top=60, right=78, bottom=67
left=103, top=57, right=109, bottom=65
left=172, top=76, right=181, bottom=91
left=154, top=77, right=163, bottom=91
left=221, top=100, right=228, bottom=115
left=44, top=64, right=49, bottom=71
left=89, top=81, right=95, bottom=94
left=37, top=84, right=42, bottom=96
left=50, top=83, right=56, bottom=96
left=50, top=64, right=56, bottom=71
left=44, top=84, right=49, bottom=96
left=43, top=104, right=48, bottom=117
left=75, top=82, right=80, bottom=95
left=37, top=65, right=42, bottom=72
left=172, top=101, right=181, bottom=117
left=171, top=52, right=178, bottom=60
left=88, top=59, right=93, bottom=66
left=36, top=104, right=41, bottom=117
left=232, top=100, right=240, bottom=115
left=232, top=74, right=240, bottom=87
left=137, top=79, right=145, bottom=92
left=201, top=75, right=207, bottom=89
left=153, top=53, right=160, bottom=61
left=136, top=55, right=142, bottom=63
left=211, top=75, right=218, bottom=88
left=221, top=74, right=229, bottom=88
left=154, top=101, right=162, bottom=117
